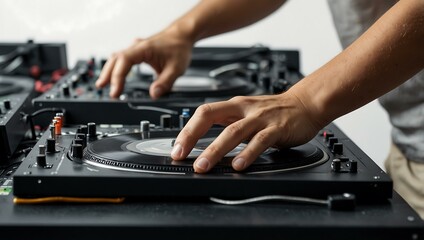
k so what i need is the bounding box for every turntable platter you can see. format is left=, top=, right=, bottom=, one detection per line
left=81, top=132, right=328, bottom=174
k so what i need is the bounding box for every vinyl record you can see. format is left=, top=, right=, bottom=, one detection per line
left=80, top=130, right=328, bottom=175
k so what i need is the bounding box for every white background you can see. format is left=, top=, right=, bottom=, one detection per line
left=0, top=0, right=391, bottom=169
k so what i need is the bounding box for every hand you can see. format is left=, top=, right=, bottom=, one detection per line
left=170, top=91, right=325, bottom=173
left=95, top=28, right=194, bottom=99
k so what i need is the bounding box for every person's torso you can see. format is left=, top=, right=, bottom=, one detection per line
left=327, top=0, right=424, bottom=162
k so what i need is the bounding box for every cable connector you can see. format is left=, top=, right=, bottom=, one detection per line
left=327, top=193, right=356, bottom=211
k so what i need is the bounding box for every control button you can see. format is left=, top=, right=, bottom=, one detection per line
left=70, top=74, right=80, bottom=88
left=61, top=83, right=70, bottom=97
left=3, top=100, right=11, bottom=110
left=38, top=144, right=46, bottom=155
left=75, top=133, right=87, bottom=148
left=87, top=122, right=97, bottom=139
left=331, top=159, right=341, bottom=172
left=78, top=125, right=88, bottom=134
left=96, top=88, right=103, bottom=97
left=179, top=108, right=190, bottom=129
left=73, top=138, right=84, bottom=147
left=46, top=138, right=56, bottom=153
left=332, top=142, right=344, bottom=155
left=36, top=154, right=47, bottom=167
left=160, top=114, right=172, bottom=129
left=327, top=137, right=338, bottom=149
left=348, top=160, right=358, bottom=173
left=49, top=124, right=56, bottom=139
left=324, top=132, right=334, bottom=142
left=54, top=116, right=62, bottom=135
left=271, top=79, right=290, bottom=94
left=71, top=144, right=83, bottom=159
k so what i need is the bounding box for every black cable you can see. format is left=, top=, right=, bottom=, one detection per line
left=20, top=108, right=66, bottom=140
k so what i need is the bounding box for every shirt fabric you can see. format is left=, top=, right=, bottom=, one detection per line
left=327, top=0, right=424, bottom=163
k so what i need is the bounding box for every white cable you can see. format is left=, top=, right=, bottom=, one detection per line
left=210, top=195, right=328, bottom=206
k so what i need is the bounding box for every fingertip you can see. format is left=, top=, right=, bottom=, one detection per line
left=109, top=85, right=120, bottom=99
left=194, top=157, right=211, bottom=173
left=232, top=157, right=246, bottom=171
left=171, top=143, right=183, bottom=160
left=95, top=79, right=103, bottom=89
left=149, top=85, right=164, bottom=100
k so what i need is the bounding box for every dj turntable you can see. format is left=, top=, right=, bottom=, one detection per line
left=32, top=46, right=302, bottom=126
left=13, top=114, right=392, bottom=203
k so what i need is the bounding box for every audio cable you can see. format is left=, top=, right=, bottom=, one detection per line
left=210, top=193, right=356, bottom=211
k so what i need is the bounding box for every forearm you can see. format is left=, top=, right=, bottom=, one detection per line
left=165, top=0, right=286, bottom=43
left=290, top=0, right=424, bottom=127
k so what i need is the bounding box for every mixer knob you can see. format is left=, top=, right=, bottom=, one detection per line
left=324, top=131, right=334, bottom=142
left=78, top=125, right=88, bottom=134
left=348, top=159, right=358, bottom=173
left=81, top=72, right=89, bottom=82
left=96, top=88, right=103, bottom=97
left=3, top=99, right=11, bottom=110
left=160, top=114, right=172, bottom=129
left=61, top=83, right=70, bottom=97
left=179, top=108, right=191, bottom=129
left=70, top=74, right=80, bottom=88
left=71, top=144, right=83, bottom=159
left=73, top=139, right=84, bottom=147
left=75, top=133, right=87, bottom=148
left=36, top=154, right=47, bottom=167
left=327, top=137, right=338, bottom=149
left=331, top=159, right=341, bottom=172
left=332, top=143, right=344, bottom=155
left=87, top=122, right=97, bottom=139
left=38, top=144, right=46, bottom=155
left=46, top=138, right=56, bottom=153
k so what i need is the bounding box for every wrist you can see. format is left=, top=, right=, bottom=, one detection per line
left=285, top=78, right=335, bottom=130
left=165, top=18, right=199, bottom=46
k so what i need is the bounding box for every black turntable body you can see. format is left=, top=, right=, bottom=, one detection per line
left=0, top=45, right=423, bottom=240
left=13, top=122, right=392, bottom=202
left=0, top=75, right=34, bottom=164
left=32, top=46, right=302, bottom=126
left=4, top=120, right=424, bottom=240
